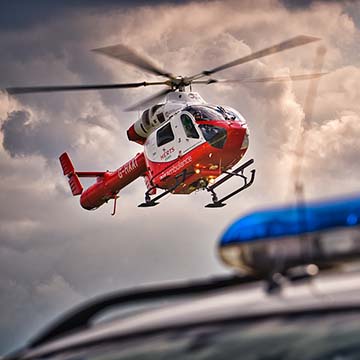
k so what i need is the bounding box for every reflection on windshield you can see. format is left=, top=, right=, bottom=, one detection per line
left=184, top=105, right=245, bottom=123
left=222, top=107, right=246, bottom=124
left=184, top=106, right=225, bottom=121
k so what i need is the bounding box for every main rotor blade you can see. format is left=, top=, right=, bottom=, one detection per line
left=92, top=44, right=173, bottom=79
left=189, top=35, right=320, bottom=81
left=193, top=72, right=328, bottom=85
left=125, top=88, right=172, bottom=112
left=5, top=81, right=168, bottom=94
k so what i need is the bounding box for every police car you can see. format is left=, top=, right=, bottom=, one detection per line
left=6, top=194, right=360, bottom=360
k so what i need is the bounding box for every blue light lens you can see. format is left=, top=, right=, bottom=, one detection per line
left=220, top=195, right=360, bottom=246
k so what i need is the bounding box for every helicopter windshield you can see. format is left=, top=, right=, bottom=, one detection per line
left=184, top=106, right=225, bottom=121
left=222, top=107, right=247, bottom=124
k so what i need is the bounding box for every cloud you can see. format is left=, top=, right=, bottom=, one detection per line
left=0, top=0, right=189, bottom=32
left=1, top=108, right=116, bottom=159
left=0, top=272, right=83, bottom=352
left=0, top=0, right=359, bottom=354
left=305, top=110, right=360, bottom=175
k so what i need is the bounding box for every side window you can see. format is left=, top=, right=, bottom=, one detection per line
left=181, top=114, right=200, bottom=139
left=157, top=123, right=175, bottom=147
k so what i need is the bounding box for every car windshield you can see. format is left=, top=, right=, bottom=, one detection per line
left=49, top=311, right=360, bottom=360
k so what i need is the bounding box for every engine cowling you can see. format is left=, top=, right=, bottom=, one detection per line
left=127, top=104, right=166, bottom=144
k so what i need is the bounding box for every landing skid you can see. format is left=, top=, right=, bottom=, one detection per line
left=138, top=170, right=187, bottom=208
left=205, top=159, right=255, bottom=208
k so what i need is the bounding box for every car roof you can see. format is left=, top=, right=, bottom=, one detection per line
left=13, top=269, right=360, bottom=360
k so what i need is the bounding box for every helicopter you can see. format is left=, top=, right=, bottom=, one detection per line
left=4, top=35, right=325, bottom=215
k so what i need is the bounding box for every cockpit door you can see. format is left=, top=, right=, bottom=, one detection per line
left=176, top=112, right=204, bottom=156
left=145, top=113, right=205, bottom=163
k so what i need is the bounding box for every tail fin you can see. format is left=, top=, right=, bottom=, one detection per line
left=59, top=152, right=83, bottom=196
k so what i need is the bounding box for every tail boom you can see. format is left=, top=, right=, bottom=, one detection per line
left=59, top=152, right=147, bottom=211
left=79, top=152, right=147, bottom=210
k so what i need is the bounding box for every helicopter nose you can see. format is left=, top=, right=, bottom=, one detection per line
left=224, top=124, right=248, bottom=152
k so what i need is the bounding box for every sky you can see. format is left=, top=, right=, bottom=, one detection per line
left=0, top=0, right=359, bottom=354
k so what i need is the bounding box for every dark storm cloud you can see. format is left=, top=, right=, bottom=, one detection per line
left=0, top=0, right=192, bottom=31
left=1, top=110, right=83, bottom=159
left=281, top=0, right=355, bottom=9
left=1, top=110, right=32, bottom=157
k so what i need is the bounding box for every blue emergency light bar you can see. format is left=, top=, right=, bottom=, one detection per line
left=221, top=195, right=360, bottom=246
left=219, top=195, right=360, bottom=275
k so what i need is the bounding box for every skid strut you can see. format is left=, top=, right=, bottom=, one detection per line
left=205, top=159, right=255, bottom=208
left=138, top=170, right=187, bottom=208
left=111, top=194, right=119, bottom=216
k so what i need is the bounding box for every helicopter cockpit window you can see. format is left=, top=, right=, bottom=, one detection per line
left=198, top=124, right=227, bottom=149
left=222, top=107, right=246, bottom=124
left=181, top=114, right=200, bottom=139
left=157, top=123, right=175, bottom=147
left=184, top=106, right=225, bottom=121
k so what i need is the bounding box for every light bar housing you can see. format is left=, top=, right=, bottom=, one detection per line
left=219, top=195, right=360, bottom=275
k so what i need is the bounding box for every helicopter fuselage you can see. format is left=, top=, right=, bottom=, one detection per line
left=60, top=92, right=249, bottom=212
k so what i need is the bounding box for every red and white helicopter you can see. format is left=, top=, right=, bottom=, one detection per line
left=5, top=35, right=324, bottom=215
